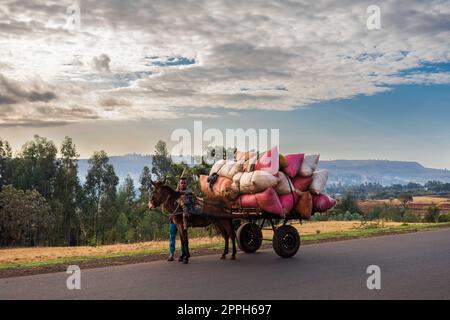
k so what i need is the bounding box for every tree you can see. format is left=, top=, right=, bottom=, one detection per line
left=120, top=175, right=136, bottom=205
left=116, top=175, right=137, bottom=242
left=0, top=139, right=12, bottom=188
left=139, top=166, right=152, bottom=203
left=397, top=193, right=413, bottom=209
left=151, top=140, right=172, bottom=180
left=116, top=212, right=129, bottom=242
left=84, top=151, right=119, bottom=244
left=0, top=185, right=50, bottom=246
left=13, top=135, right=58, bottom=198
left=54, top=137, right=80, bottom=245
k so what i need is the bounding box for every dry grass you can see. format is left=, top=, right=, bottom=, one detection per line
left=261, top=220, right=403, bottom=238
left=358, top=195, right=450, bottom=214
left=0, top=236, right=222, bottom=266
left=411, top=196, right=450, bottom=204
left=366, top=196, right=449, bottom=205
left=0, top=221, right=404, bottom=266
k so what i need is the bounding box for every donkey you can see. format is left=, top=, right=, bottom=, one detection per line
left=148, top=181, right=237, bottom=264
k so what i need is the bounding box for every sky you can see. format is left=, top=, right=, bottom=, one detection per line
left=0, top=0, right=449, bottom=168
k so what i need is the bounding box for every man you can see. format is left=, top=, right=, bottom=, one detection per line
left=167, top=176, right=192, bottom=261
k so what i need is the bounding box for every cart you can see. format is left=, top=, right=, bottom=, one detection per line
left=230, top=206, right=303, bottom=258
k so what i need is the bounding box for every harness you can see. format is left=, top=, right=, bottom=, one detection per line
left=161, top=198, right=182, bottom=217
left=160, top=194, right=207, bottom=232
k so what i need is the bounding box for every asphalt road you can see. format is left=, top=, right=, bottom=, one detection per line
left=1, top=229, right=449, bottom=300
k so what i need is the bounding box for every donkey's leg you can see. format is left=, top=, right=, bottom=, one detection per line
left=227, top=220, right=237, bottom=260
left=223, top=233, right=230, bottom=260
left=216, top=224, right=229, bottom=259
left=182, top=228, right=190, bottom=264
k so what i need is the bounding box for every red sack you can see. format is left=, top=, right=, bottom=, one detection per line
left=255, top=147, right=279, bottom=175
left=282, top=154, right=304, bottom=178
left=292, top=176, right=313, bottom=192
left=312, top=194, right=336, bottom=213
left=237, top=187, right=284, bottom=215
left=279, top=192, right=299, bottom=214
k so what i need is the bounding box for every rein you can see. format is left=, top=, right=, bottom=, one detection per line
left=160, top=195, right=182, bottom=217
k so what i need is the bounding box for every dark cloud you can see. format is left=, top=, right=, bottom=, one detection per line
left=99, top=97, right=131, bottom=108
left=0, top=104, right=100, bottom=127
left=93, top=54, right=111, bottom=73
left=0, top=74, right=57, bottom=105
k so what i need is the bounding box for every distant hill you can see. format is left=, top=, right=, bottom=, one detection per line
left=78, top=154, right=153, bottom=185
left=319, top=160, right=450, bottom=185
left=77, top=155, right=450, bottom=186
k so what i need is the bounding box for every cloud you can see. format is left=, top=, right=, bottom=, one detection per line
left=0, top=73, right=57, bottom=105
left=0, top=102, right=100, bottom=127
left=0, top=0, right=449, bottom=125
left=93, top=54, right=111, bottom=73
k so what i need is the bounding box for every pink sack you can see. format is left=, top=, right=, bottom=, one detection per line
left=255, top=147, right=279, bottom=175
left=282, top=154, right=304, bottom=178
left=238, top=193, right=258, bottom=207
left=312, top=194, right=336, bottom=213
left=292, top=176, right=313, bottom=192
left=279, top=192, right=299, bottom=214
left=237, top=188, right=284, bottom=215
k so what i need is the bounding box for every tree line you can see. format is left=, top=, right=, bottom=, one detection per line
left=327, top=181, right=450, bottom=200
left=0, top=136, right=210, bottom=247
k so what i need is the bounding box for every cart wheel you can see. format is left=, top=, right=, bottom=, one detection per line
left=236, top=222, right=263, bottom=253
left=273, top=225, right=300, bottom=258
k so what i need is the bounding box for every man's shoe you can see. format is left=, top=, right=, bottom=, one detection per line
left=178, top=256, right=184, bottom=262
left=168, top=255, right=175, bottom=261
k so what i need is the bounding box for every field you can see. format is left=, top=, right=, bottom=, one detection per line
left=358, top=195, right=450, bottom=216
left=1, top=220, right=446, bottom=270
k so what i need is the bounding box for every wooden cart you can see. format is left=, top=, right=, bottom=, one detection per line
left=230, top=207, right=302, bottom=258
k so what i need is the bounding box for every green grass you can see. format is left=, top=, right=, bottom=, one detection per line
left=300, top=222, right=449, bottom=242
left=1, top=222, right=449, bottom=271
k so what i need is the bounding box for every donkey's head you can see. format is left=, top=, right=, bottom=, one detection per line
left=147, top=178, right=177, bottom=210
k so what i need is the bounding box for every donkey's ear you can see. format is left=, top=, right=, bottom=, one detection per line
left=150, top=179, right=156, bottom=187
left=162, top=177, right=167, bottom=184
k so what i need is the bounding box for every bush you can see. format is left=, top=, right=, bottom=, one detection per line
left=314, top=211, right=363, bottom=221
left=366, top=204, right=413, bottom=222
left=403, top=211, right=420, bottom=223
left=438, top=213, right=450, bottom=223
left=335, top=194, right=363, bottom=214
left=425, top=205, right=440, bottom=223
left=366, top=205, right=383, bottom=220
left=310, top=214, right=329, bottom=221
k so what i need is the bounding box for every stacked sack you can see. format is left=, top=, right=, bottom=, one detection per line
left=199, top=147, right=336, bottom=219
